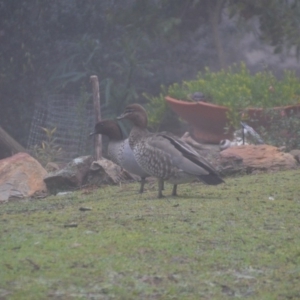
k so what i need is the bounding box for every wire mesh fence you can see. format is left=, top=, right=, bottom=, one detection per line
left=27, top=94, right=95, bottom=163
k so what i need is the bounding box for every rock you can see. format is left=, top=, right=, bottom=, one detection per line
left=181, top=132, right=221, bottom=169
left=0, top=152, right=47, bottom=202
left=218, top=151, right=244, bottom=175
left=180, top=132, right=207, bottom=151
left=45, top=162, right=60, bottom=172
left=87, top=158, right=134, bottom=186
left=44, top=155, right=93, bottom=193
left=289, top=149, right=300, bottom=164
left=219, top=145, right=298, bottom=175
left=195, top=144, right=223, bottom=171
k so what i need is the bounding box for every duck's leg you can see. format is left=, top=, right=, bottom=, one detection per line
left=139, top=177, right=146, bottom=193
left=158, top=178, right=165, bottom=198
left=172, top=184, right=178, bottom=196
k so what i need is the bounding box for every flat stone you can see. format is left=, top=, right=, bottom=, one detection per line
left=44, top=155, right=93, bottom=193
left=0, top=152, right=47, bottom=202
left=220, top=145, right=298, bottom=174
left=87, top=158, right=134, bottom=186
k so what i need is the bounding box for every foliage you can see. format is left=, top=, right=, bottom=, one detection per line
left=144, top=88, right=169, bottom=131
left=147, top=62, right=300, bottom=128
left=163, top=62, right=300, bottom=107
left=229, top=0, right=300, bottom=57
left=0, top=0, right=212, bottom=143
left=1, top=170, right=300, bottom=299
left=30, top=127, right=63, bottom=166
left=259, top=109, right=300, bottom=151
left=1, top=0, right=300, bottom=144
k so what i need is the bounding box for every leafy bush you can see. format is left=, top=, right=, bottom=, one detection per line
left=147, top=62, right=300, bottom=129
left=259, top=109, right=300, bottom=151
left=30, top=127, right=63, bottom=167
left=144, top=87, right=169, bottom=131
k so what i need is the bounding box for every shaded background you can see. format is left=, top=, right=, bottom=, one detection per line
left=1, top=0, right=300, bottom=148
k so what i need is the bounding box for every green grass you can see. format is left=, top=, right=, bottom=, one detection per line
left=1, top=170, right=300, bottom=299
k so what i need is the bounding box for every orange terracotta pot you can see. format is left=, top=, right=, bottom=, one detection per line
left=165, top=96, right=300, bottom=144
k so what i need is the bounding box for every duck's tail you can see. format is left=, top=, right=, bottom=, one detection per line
left=199, top=174, right=224, bottom=185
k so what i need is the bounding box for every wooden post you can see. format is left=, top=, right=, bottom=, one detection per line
left=90, top=75, right=102, bottom=160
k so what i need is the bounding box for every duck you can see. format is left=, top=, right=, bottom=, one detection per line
left=90, top=119, right=150, bottom=193
left=117, top=103, right=224, bottom=198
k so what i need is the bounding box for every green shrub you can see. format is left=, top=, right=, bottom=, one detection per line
left=259, top=109, right=300, bottom=151
left=30, top=127, right=63, bottom=167
left=147, top=62, right=300, bottom=129
left=144, top=87, right=169, bottom=131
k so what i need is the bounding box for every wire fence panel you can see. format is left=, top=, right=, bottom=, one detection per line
left=27, top=94, right=94, bottom=162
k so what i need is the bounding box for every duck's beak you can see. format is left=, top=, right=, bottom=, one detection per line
left=116, top=112, right=126, bottom=120
left=89, top=131, right=96, bottom=136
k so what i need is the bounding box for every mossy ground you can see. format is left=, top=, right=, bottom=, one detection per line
left=1, top=170, right=300, bottom=299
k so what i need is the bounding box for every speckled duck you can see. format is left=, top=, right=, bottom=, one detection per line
left=90, top=119, right=149, bottom=193
left=117, top=104, right=224, bottom=198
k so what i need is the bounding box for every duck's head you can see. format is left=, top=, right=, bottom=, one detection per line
left=117, top=104, right=148, bottom=128
left=90, top=119, right=123, bottom=140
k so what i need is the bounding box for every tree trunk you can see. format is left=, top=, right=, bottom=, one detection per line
left=208, top=0, right=227, bottom=69
left=0, top=126, right=26, bottom=157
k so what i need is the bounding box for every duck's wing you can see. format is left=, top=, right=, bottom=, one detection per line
left=156, top=133, right=224, bottom=184
left=158, top=133, right=217, bottom=170
left=146, top=133, right=212, bottom=175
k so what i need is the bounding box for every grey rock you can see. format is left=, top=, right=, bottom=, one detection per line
left=44, top=155, right=93, bottom=193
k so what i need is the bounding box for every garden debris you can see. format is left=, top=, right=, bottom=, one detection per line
left=240, top=122, right=264, bottom=144
left=187, top=91, right=206, bottom=102
left=220, top=122, right=264, bottom=150
left=64, top=223, right=78, bottom=228
left=56, top=191, right=73, bottom=196
left=79, top=207, right=92, bottom=211
left=25, top=258, right=41, bottom=271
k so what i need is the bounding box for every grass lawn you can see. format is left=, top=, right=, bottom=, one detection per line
left=1, top=169, right=300, bottom=299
